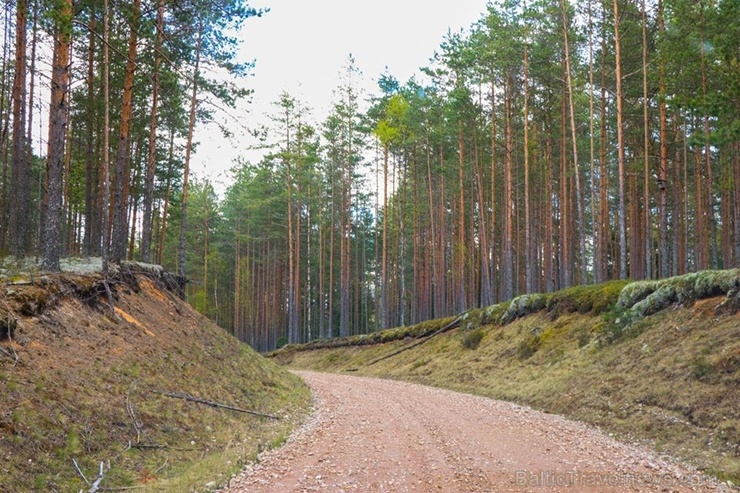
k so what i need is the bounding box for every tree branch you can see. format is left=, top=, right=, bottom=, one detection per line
left=152, top=390, right=280, bottom=420
left=366, top=314, right=462, bottom=366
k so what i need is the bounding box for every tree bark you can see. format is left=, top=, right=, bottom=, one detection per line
left=9, top=0, right=28, bottom=256
left=141, top=0, right=164, bottom=263
left=42, top=0, right=72, bottom=271
left=523, top=37, right=533, bottom=294
left=658, top=0, right=669, bottom=277
left=111, top=0, right=141, bottom=263
left=562, top=0, right=587, bottom=285
left=641, top=0, right=652, bottom=279
left=178, top=19, right=203, bottom=277
left=502, top=71, right=514, bottom=301
left=614, top=0, right=628, bottom=279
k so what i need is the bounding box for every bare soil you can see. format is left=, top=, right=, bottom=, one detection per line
left=222, top=371, right=734, bottom=493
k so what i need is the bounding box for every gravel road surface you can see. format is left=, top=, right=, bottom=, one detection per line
left=221, top=371, right=734, bottom=492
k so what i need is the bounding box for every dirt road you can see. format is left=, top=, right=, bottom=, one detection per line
left=221, top=371, right=733, bottom=492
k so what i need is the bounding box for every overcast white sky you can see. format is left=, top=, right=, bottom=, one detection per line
left=191, top=0, right=490, bottom=191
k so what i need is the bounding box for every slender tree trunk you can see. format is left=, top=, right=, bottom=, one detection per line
left=425, top=128, right=438, bottom=316
left=382, top=143, right=388, bottom=328
left=83, top=8, right=97, bottom=256
left=339, top=127, right=352, bottom=337
left=9, top=0, right=28, bottom=256
left=562, top=0, right=587, bottom=285
left=26, top=0, right=38, bottom=252
left=657, top=0, right=669, bottom=277
left=475, top=115, right=492, bottom=306
left=614, top=0, right=628, bottom=279
left=560, top=84, right=570, bottom=287
left=111, top=0, right=141, bottom=262
left=734, top=139, right=740, bottom=266
left=457, top=119, right=466, bottom=310
left=0, top=7, right=11, bottom=252
left=179, top=20, right=203, bottom=277
left=141, top=0, right=164, bottom=263
left=328, top=158, right=335, bottom=338
left=675, top=117, right=687, bottom=275
left=42, top=0, right=72, bottom=271
left=523, top=38, right=533, bottom=293
left=641, top=0, right=652, bottom=279
left=157, top=130, right=175, bottom=265
left=545, top=134, right=554, bottom=292
left=489, top=78, right=498, bottom=302
left=599, top=25, right=611, bottom=280
left=588, top=0, right=599, bottom=282
left=502, top=71, right=514, bottom=301
left=101, top=0, right=111, bottom=275
left=699, top=4, right=715, bottom=269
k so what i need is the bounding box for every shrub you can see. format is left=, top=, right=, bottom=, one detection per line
left=517, top=334, right=541, bottom=359
left=461, top=328, right=485, bottom=350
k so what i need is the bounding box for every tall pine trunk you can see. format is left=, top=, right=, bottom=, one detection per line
left=9, top=0, right=28, bottom=256
left=502, top=71, right=514, bottom=301
left=42, top=0, right=72, bottom=271
left=111, top=0, right=141, bottom=262
left=658, top=0, right=669, bottom=277
left=614, top=0, right=628, bottom=279
left=141, top=0, right=164, bottom=263
left=562, top=0, right=587, bottom=285
left=641, top=0, right=652, bottom=279
left=179, top=20, right=203, bottom=277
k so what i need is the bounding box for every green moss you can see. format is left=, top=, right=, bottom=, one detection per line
left=483, top=302, right=510, bottom=325
left=502, top=294, right=547, bottom=325
left=547, top=281, right=629, bottom=317
left=604, top=269, right=740, bottom=341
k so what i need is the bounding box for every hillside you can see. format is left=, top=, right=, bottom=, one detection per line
left=0, top=262, right=310, bottom=492
left=272, top=271, right=740, bottom=486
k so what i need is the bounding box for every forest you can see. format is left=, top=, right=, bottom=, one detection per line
left=0, top=0, right=738, bottom=351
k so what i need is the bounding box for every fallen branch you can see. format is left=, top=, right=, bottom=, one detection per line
left=0, top=345, right=18, bottom=365
left=152, top=390, right=280, bottom=420
left=130, top=443, right=167, bottom=450
left=89, top=461, right=105, bottom=493
left=72, top=458, right=90, bottom=485
left=125, top=382, right=142, bottom=444
left=154, top=457, right=169, bottom=475
left=366, top=314, right=462, bottom=366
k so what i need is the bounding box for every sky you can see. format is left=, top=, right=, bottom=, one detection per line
left=190, top=0, right=491, bottom=192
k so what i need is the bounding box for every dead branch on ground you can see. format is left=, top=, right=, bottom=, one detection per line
left=366, top=314, right=462, bottom=366
left=72, top=458, right=90, bottom=485
left=152, top=390, right=280, bottom=420
left=89, top=461, right=105, bottom=493
left=125, top=382, right=143, bottom=444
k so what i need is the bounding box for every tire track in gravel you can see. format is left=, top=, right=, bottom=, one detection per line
left=220, top=371, right=735, bottom=493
